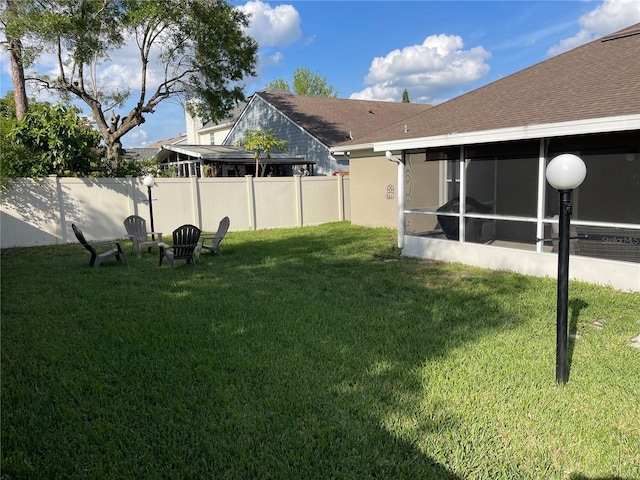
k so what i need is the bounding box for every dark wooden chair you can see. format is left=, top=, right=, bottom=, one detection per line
left=197, top=216, right=230, bottom=256
left=72, top=224, right=128, bottom=268
left=123, top=215, right=162, bottom=258
left=159, top=224, right=201, bottom=268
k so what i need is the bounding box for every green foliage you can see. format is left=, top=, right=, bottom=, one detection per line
left=186, top=0, right=259, bottom=121
left=267, top=68, right=338, bottom=97
left=0, top=94, right=27, bottom=188
left=98, top=156, right=159, bottom=179
left=264, top=77, right=290, bottom=92
left=241, top=128, right=288, bottom=176
left=1, top=93, right=102, bottom=180
left=402, top=88, right=410, bottom=103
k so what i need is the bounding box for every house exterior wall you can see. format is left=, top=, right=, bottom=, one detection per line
left=224, top=96, right=347, bottom=176
left=349, top=153, right=399, bottom=228
left=349, top=152, right=441, bottom=232
left=212, top=128, right=231, bottom=146
left=402, top=235, right=640, bottom=292
left=194, top=126, right=232, bottom=146
left=345, top=131, right=639, bottom=292
left=185, top=108, right=202, bottom=144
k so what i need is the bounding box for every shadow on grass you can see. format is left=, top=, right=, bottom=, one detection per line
left=1, top=224, right=545, bottom=478
left=568, top=298, right=589, bottom=381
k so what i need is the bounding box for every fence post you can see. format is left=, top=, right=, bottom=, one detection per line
left=294, top=174, right=303, bottom=227
left=191, top=176, right=202, bottom=229
left=246, top=175, right=256, bottom=230
left=337, top=174, right=345, bottom=222
left=49, top=175, right=69, bottom=244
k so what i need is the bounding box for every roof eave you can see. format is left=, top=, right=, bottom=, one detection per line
left=372, top=114, right=640, bottom=152
left=330, top=143, right=375, bottom=155
left=198, top=121, right=235, bottom=134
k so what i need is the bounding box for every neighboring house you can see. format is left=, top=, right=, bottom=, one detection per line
left=335, top=23, right=640, bottom=291
left=223, top=90, right=432, bottom=176
left=155, top=89, right=431, bottom=177
left=152, top=106, right=312, bottom=177
left=186, top=101, right=248, bottom=146
left=146, top=134, right=188, bottom=149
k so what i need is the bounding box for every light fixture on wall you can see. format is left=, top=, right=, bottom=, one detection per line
left=142, top=175, right=157, bottom=241
left=546, top=153, right=587, bottom=385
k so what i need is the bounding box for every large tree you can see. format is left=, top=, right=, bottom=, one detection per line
left=1, top=0, right=258, bottom=165
left=266, top=68, right=338, bottom=98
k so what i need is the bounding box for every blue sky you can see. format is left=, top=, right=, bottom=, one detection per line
left=1, top=0, right=639, bottom=148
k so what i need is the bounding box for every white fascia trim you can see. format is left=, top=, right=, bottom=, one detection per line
left=372, top=114, right=640, bottom=152
left=331, top=143, right=374, bottom=155
left=199, top=121, right=234, bottom=135
left=162, top=145, right=204, bottom=159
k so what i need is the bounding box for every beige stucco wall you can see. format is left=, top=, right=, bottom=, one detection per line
left=349, top=153, right=398, bottom=228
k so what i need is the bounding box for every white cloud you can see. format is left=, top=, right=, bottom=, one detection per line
left=124, top=127, right=149, bottom=148
left=351, top=34, right=490, bottom=104
left=547, top=0, right=640, bottom=56
left=261, top=52, right=284, bottom=68
left=238, top=1, right=302, bottom=48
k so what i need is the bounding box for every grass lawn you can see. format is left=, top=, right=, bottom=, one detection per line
left=1, top=222, right=639, bottom=479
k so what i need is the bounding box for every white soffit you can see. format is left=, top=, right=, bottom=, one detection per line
left=373, top=114, right=640, bottom=152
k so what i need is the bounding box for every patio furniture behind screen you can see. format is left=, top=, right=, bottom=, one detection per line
left=436, top=197, right=492, bottom=242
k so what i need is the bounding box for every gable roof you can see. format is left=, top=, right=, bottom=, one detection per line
left=253, top=91, right=431, bottom=146
left=337, top=23, right=640, bottom=150
left=146, top=134, right=187, bottom=149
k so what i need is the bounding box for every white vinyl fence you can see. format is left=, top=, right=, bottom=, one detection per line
left=1, top=175, right=350, bottom=248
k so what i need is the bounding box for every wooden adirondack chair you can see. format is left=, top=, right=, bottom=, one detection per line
left=159, top=224, right=201, bottom=268
left=72, top=224, right=128, bottom=268
left=197, top=216, right=230, bottom=256
left=123, top=215, right=162, bottom=259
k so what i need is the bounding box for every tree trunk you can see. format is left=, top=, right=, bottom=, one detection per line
left=6, top=0, right=28, bottom=120
left=105, top=140, right=124, bottom=169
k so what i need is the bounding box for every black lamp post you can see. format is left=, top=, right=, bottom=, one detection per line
left=545, top=154, right=586, bottom=384
left=142, top=175, right=156, bottom=241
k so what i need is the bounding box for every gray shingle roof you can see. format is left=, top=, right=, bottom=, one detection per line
left=255, top=91, right=431, bottom=146
left=336, top=23, right=640, bottom=148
